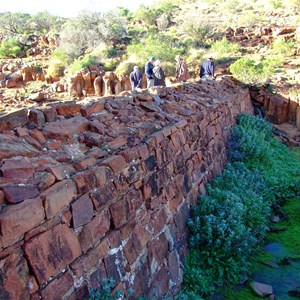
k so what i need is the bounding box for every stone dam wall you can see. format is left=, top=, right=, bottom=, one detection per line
left=0, top=77, right=253, bottom=299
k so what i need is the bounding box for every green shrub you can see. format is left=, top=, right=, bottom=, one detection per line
left=115, top=60, right=141, bottom=76
left=210, top=37, right=240, bottom=56
left=103, top=58, right=119, bottom=72
left=126, top=36, right=181, bottom=63
left=272, top=37, right=295, bottom=57
left=68, top=55, right=99, bottom=74
left=229, top=56, right=283, bottom=85
left=269, top=0, right=284, bottom=8
left=0, top=38, right=22, bottom=58
left=47, top=59, right=65, bottom=77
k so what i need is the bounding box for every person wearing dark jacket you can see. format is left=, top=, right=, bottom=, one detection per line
left=129, top=66, right=143, bottom=90
left=200, top=55, right=215, bottom=79
left=153, top=60, right=166, bottom=86
left=144, top=56, right=155, bottom=88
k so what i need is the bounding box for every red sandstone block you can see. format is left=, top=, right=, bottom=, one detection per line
left=42, top=107, right=57, bottom=122
left=168, top=251, right=180, bottom=282
left=164, top=182, right=176, bottom=202
left=161, top=126, right=173, bottom=138
left=175, top=119, right=188, bottom=129
left=0, top=157, right=35, bottom=182
left=132, top=223, right=151, bottom=252
left=100, top=155, right=127, bottom=173
left=113, top=171, right=129, bottom=194
left=55, top=103, right=81, bottom=116
left=107, top=230, right=122, bottom=249
left=148, top=207, right=168, bottom=235
left=149, top=264, right=170, bottom=298
left=80, top=101, right=105, bottom=117
left=40, top=271, right=74, bottom=299
left=71, top=240, right=109, bottom=277
left=47, top=165, right=74, bottom=181
left=2, top=184, right=39, bottom=204
left=89, top=120, right=105, bottom=135
left=72, top=170, right=97, bottom=195
left=43, top=116, right=90, bottom=140
left=24, top=135, right=43, bottom=151
left=123, top=238, right=138, bottom=265
left=109, top=198, right=129, bottom=229
left=15, top=127, right=29, bottom=137
left=72, top=156, right=97, bottom=172
left=79, top=209, right=110, bottom=252
left=33, top=172, right=56, bottom=191
left=42, top=179, right=77, bottom=219
left=71, top=193, right=94, bottom=228
left=29, top=108, right=46, bottom=126
left=170, top=132, right=182, bottom=151
left=168, top=195, right=183, bottom=214
left=94, top=165, right=109, bottom=187
left=0, top=250, right=33, bottom=298
left=24, top=223, right=81, bottom=284
left=143, top=174, right=159, bottom=200
left=119, top=219, right=136, bottom=240
left=46, top=140, right=62, bottom=150
left=0, top=197, right=44, bottom=249
left=107, top=136, right=127, bottom=150
left=0, top=190, right=4, bottom=205
left=104, top=251, right=125, bottom=281
left=119, top=148, right=140, bottom=164
left=90, top=183, right=118, bottom=211
left=148, top=233, right=169, bottom=268
left=29, top=129, right=46, bottom=144
left=138, top=144, right=149, bottom=159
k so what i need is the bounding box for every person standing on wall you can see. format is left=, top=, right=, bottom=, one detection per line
left=129, top=65, right=143, bottom=90
left=200, top=55, right=216, bottom=79
left=175, top=55, right=190, bottom=83
left=145, top=56, right=156, bottom=88
left=153, top=60, right=166, bottom=86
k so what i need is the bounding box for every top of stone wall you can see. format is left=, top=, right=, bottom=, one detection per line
left=0, top=77, right=251, bottom=207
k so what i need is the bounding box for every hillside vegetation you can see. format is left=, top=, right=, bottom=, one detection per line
left=0, top=0, right=299, bottom=80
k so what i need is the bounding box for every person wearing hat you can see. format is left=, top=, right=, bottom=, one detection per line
left=145, top=56, right=156, bottom=88
left=175, top=55, right=190, bottom=82
left=129, top=65, right=143, bottom=90
left=200, top=55, right=215, bottom=80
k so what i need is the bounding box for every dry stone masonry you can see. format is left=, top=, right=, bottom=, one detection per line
left=0, top=77, right=253, bottom=299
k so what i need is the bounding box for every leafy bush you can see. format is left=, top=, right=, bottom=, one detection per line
left=103, top=58, right=119, bottom=72
left=47, top=59, right=65, bottom=77
left=126, top=36, right=181, bottom=63
left=115, top=60, right=140, bottom=76
left=210, top=37, right=240, bottom=56
left=68, top=55, right=100, bottom=74
left=229, top=56, right=283, bottom=84
left=272, top=37, right=295, bottom=57
left=181, top=114, right=300, bottom=297
left=0, top=38, right=22, bottom=58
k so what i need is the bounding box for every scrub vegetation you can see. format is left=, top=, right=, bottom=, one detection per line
left=0, top=0, right=299, bottom=81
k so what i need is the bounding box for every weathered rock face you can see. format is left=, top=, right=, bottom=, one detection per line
left=250, top=85, right=300, bottom=128
left=0, top=77, right=253, bottom=299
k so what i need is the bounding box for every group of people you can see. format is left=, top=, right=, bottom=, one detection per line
left=129, top=54, right=216, bottom=90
